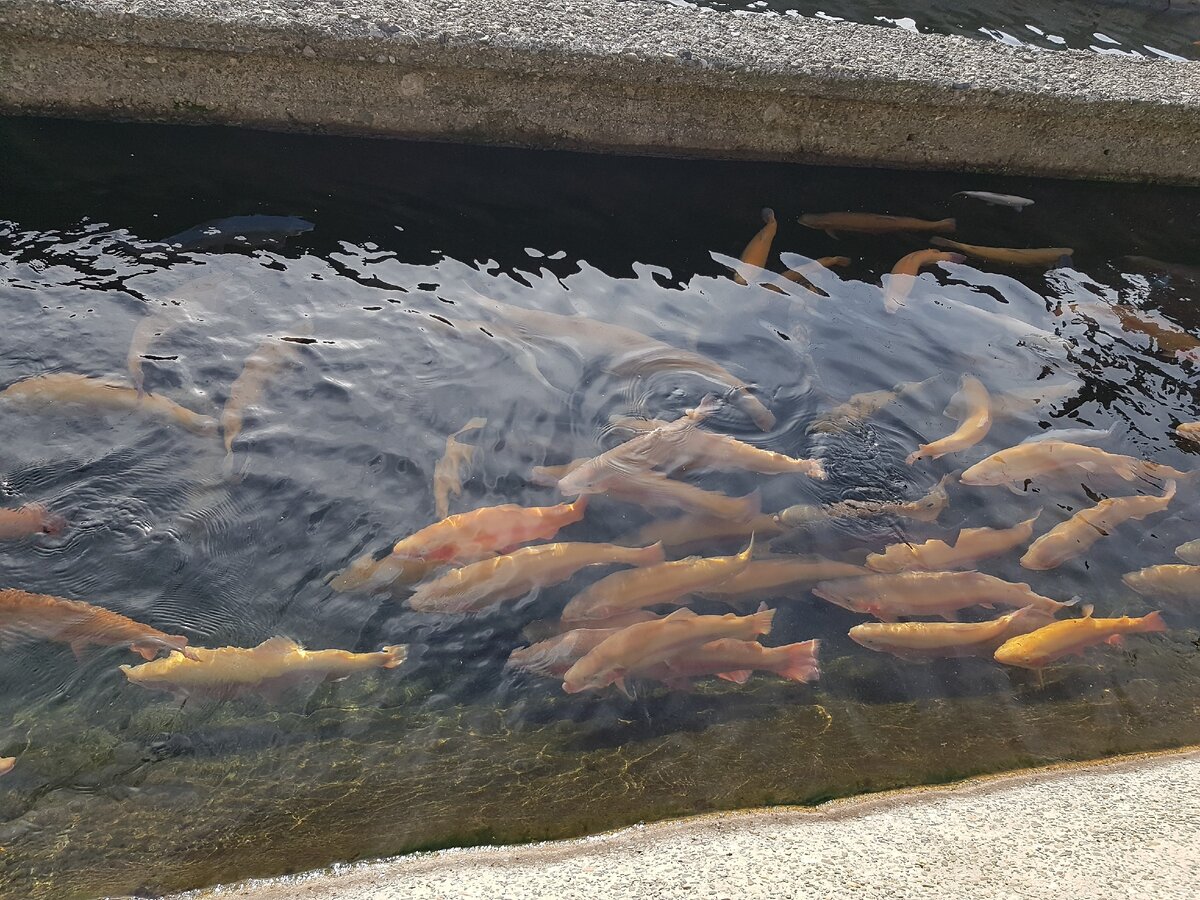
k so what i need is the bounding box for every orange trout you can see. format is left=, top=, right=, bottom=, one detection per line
left=994, top=607, right=1166, bottom=669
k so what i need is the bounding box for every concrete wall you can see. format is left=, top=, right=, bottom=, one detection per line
left=1, top=0, right=1199, bottom=184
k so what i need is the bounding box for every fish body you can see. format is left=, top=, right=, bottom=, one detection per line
left=954, top=191, right=1034, bottom=210
left=522, top=609, right=659, bottom=642
left=408, top=541, right=665, bottom=614
left=561, top=539, right=754, bottom=622
left=222, top=338, right=301, bottom=455
left=799, top=213, right=955, bottom=236
left=813, top=571, right=1067, bottom=621
left=907, top=374, right=991, bottom=464
left=1021, top=482, right=1175, bottom=571
left=579, top=466, right=761, bottom=521
left=990, top=381, right=1081, bottom=418
left=824, top=475, right=953, bottom=524
left=782, top=256, right=851, bottom=293
left=930, top=237, right=1071, bottom=268
left=562, top=606, right=776, bottom=694
left=160, top=215, right=314, bottom=251
left=1019, top=425, right=1115, bottom=446
left=328, top=552, right=438, bottom=593
left=1175, top=540, right=1200, bottom=565
left=883, top=250, right=965, bottom=313
left=1122, top=564, right=1200, bottom=599
left=120, top=637, right=406, bottom=698
left=621, top=513, right=784, bottom=552
left=866, top=513, right=1038, bottom=573
left=392, top=498, right=587, bottom=564
left=0, top=588, right=192, bottom=660
left=433, top=417, right=487, bottom=518
left=127, top=313, right=171, bottom=397
left=651, top=638, right=820, bottom=686
left=507, top=625, right=634, bottom=678
left=849, top=606, right=1055, bottom=659
left=0, top=757, right=13, bottom=777
left=2, top=373, right=218, bottom=436
left=1109, top=305, right=1200, bottom=361
left=994, top=608, right=1166, bottom=669
left=734, top=208, right=777, bottom=285
left=961, top=441, right=1189, bottom=489
left=702, top=557, right=871, bottom=601
left=1178, top=423, right=1200, bottom=445
left=0, top=503, right=66, bottom=538
left=807, top=376, right=937, bottom=434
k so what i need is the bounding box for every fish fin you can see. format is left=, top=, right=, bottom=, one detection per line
left=1081, top=604, right=1095, bottom=618
left=717, top=670, right=753, bottom=684
left=1105, top=634, right=1124, bottom=647
left=749, top=605, right=776, bottom=636
left=756, top=601, right=768, bottom=613
left=776, top=639, right=821, bottom=683
left=69, top=640, right=89, bottom=662
left=942, top=377, right=973, bottom=422
left=257, top=636, right=301, bottom=654
left=687, top=394, right=724, bottom=421
left=640, top=541, right=667, bottom=565
left=979, top=602, right=995, bottom=609
left=1140, top=611, right=1168, bottom=633
left=381, top=644, right=409, bottom=668
left=825, top=230, right=840, bottom=240
left=614, top=677, right=636, bottom=700
left=665, top=607, right=698, bottom=620
left=940, top=611, right=961, bottom=622
left=131, top=642, right=160, bottom=661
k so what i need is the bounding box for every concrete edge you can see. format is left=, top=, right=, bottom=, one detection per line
left=1, top=0, right=1199, bottom=183
left=174, top=744, right=1200, bottom=898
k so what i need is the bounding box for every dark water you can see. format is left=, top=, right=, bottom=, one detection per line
left=658, top=0, right=1200, bottom=60
left=0, top=116, right=1199, bottom=899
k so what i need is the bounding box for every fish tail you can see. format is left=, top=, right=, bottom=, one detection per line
left=738, top=533, right=756, bottom=563
left=1138, top=611, right=1168, bottom=633
left=747, top=605, right=776, bottom=637
left=774, top=639, right=820, bottom=683
left=380, top=644, right=409, bottom=668
left=717, top=670, right=753, bottom=684
left=567, top=495, right=589, bottom=518
left=635, top=541, right=667, bottom=565
left=937, top=218, right=957, bottom=232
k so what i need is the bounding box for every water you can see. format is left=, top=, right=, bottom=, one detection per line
left=657, top=0, right=1200, bottom=60
left=1, top=115, right=1199, bottom=899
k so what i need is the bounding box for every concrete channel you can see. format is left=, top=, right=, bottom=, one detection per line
left=1, top=0, right=1199, bottom=183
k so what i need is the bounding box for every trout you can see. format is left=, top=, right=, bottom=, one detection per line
left=522, top=609, right=660, bottom=642
left=120, top=637, right=407, bottom=699
left=433, top=417, right=487, bottom=518
left=1, top=373, right=217, bottom=437
left=1122, top=564, right=1200, bottom=600
left=1021, top=482, right=1175, bottom=571
left=849, top=605, right=1056, bottom=660
left=930, top=237, right=1072, bottom=268
left=649, top=638, right=820, bottom=686
left=1109, top=305, right=1200, bottom=362
left=953, top=191, right=1034, bottom=210
left=813, top=571, right=1068, bottom=621
left=866, top=513, right=1039, bottom=573
left=990, top=381, right=1081, bottom=418
left=782, top=256, right=851, bottom=293
left=807, top=376, right=937, bottom=434
left=0, top=503, right=66, bottom=538
left=0, top=757, right=13, bottom=777
left=778, top=476, right=952, bottom=527
left=961, top=441, right=1190, bottom=490
left=994, top=607, right=1166, bottom=669
left=561, top=538, right=755, bottom=622
left=883, top=250, right=964, bottom=313
left=580, top=467, right=761, bottom=522
left=392, top=497, right=588, bottom=564
left=733, top=208, right=777, bottom=286
left=127, top=312, right=170, bottom=398
left=507, top=625, right=634, bottom=678
left=1178, top=422, right=1200, bottom=445
left=907, top=374, right=991, bottom=464
left=1175, top=540, right=1200, bottom=565
left=0, top=588, right=193, bottom=660
left=222, top=337, right=302, bottom=457
left=799, top=213, right=956, bottom=237
left=702, top=557, right=871, bottom=601
left=621, top=513, right=784, bottom=552
left=562, top=605, right=776, bottom=694
left=407, top=541, right=665, bottom=614
left=328, top=551, right=439, bottom=593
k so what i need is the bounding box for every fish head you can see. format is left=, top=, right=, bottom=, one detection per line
left=846, top=626, right=886, bottom=651
left=561, top=662, right=623, bottom=695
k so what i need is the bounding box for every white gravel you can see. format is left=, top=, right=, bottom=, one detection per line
left=182, top=748, right=1200, bottom=900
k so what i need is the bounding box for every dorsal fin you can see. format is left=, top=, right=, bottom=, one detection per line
left=256, top=636, right=300, bottom=654
left=665, top=607, right=698, bottom=620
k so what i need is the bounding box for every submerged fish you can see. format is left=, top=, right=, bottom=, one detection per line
left=650, top=637, right=820, bottom=686
left=961, top=441, right=1189, bottom=490
left=1019, top=425, right=1115, bottom=446
left=522, top=609, right=660, bottom=642
left=1122, top=564, right=1200, bottom=600
left=799, top=213, right=955, bottom=237
left=807, top=376, right=938, bottom=434
left=883, top=250, right=965, bottom=313
left=1178, top=423, right=1200, bottom=445
left=0, top=503, right=66, bottom=538
left=824, top=475, right=953, bottom=524
left=993, top=607, right=1166, bottom=669
left=561, top=538, right=755, bottom=622
left=930, top=237, right=1072, bottom=268
left=328, top=551, right=439, bottom=594
left=561, top=462, right=760, bottom=522
left=0, top=757, right=14, bottom=777
left=953, top=191, right=1035, bottom=210
left=127, top=312, right=172, bottom=398
left=907, top=374, right=992, bottom=464
left=621, top=513, right=785, bottom=552
left=1108, top=304, right=1200, bottom=362
left=1, top=373, right=218, bottom=436
left=813, top=571, right=1067, bottom=621
left=407, top=541, right=665, bottom=614
left=160, top=215, right=314, bottom=252
left=702, top=557, right=871, bottom=601
left=0, top=588, right=192, bottom=660
left=1175, top=541, right=1200, bottom=565
left=1021, top=482, right=1175, bottom=571
left=392, top=497, right=588, bottom=564
left=433, top=417, right=488, bottom=518
left=562, top=605, right=776, bottom=694
left=990, top=381, right=1081, bottom=418
left=849, top=606, right=1055, bottom=660
left=866, top=513, right=1039, bottom=573
left=222, top=337, right=302, bottom=458
left=782, top=256, right=851, bottom=293
left=507, top=625, right=637, bottom=678
left=120, top=637, right=407, bottom=699
left=733, top=208, right=777, bottom=286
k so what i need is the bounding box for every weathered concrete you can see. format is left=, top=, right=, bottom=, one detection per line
left=1, top=0, right=1199, bottom=184
left=174, top=747, right=1200, bottom=900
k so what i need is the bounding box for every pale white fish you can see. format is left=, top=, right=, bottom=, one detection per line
left=954, top=191, right=1035, bottom=210
left=1175, top=540, right=1200, bottom=565
left=1019, top=425, right=1116, bottom=446
left=920, top=299, right=1071, bottom=355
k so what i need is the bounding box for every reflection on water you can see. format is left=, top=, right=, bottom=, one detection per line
left=1, top=116, right=1199, bottom=899
left=657, top=0, right=1200, bottom=60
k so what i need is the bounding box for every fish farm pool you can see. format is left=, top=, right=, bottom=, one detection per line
left=1, top=115, right=1199, bottom=899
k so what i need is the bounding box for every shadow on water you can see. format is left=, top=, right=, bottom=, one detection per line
left=0, top=115, right=1199, bottom=898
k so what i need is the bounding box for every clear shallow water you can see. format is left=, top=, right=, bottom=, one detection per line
left=657, top=0, right=1200, bottom=60
left=0, top=116, right=1199, bottom=899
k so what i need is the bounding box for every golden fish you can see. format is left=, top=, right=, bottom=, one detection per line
left=649, top=637, right=820, bottom=686
left=1175, top=540, right=1200, bottom=565
left=120, top=636, right=407, bottom=698
left=562, top=605, right=775, bottom=694
left=561, top=538, right=754, bottom=622
left=328, top=552, right=439, bottom=594
left=807, top=376, right=937, bottom=434
left=1108, top=305, right=1200, bottom=362
left=0, top=588, right=193, bottom=660
left=961, top=441, right=1189, bottom=489
left=994, top=607, right=1166, bottom=669
left=813, top=571, right=1068, bottom=621
left=826, top=475, right=953, bottom=524
left=0, top=503, right=65, bottom=539
left=733, top=208, right=777, bottom=286
left=1021, top=482, right=1175, bottom=571
left=1178, top=422, right=1200, bottom=444
left=621, top=513, right=784, bottom=552
left=866, top=513, right=1038, bottom=573
left=433, top=417, right=487, bottom=518
left=407, top=541, right=665, bottom=614
left=702, top=557, right=871, bottom=601
left=930, top=237, right=1072, bottom=268
left=222, top=337, right=302, bottom=457
left=1, top=373, right=217, bottom=436
left=576, top=466, right=761, bottom=521
left=883, top=250, right=965, bottom=313
left=522, top=609, right=660, bottom=643
left=799, top=212, right=955, bottom=236
left=849, top=606, right=1056, bottom=660
left=507, top=625, right=634, bottom=678
left=781, top=256, right=851, bottom=294
left=1122, top=564, right=1200, bottom=600
left=0, top=757, right=14, bottom=777
left=907, top=374, right=991, bottom=464
left=392, top=497, right=588, bottom=564
left=989, top=381, right=1081, bottom=418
